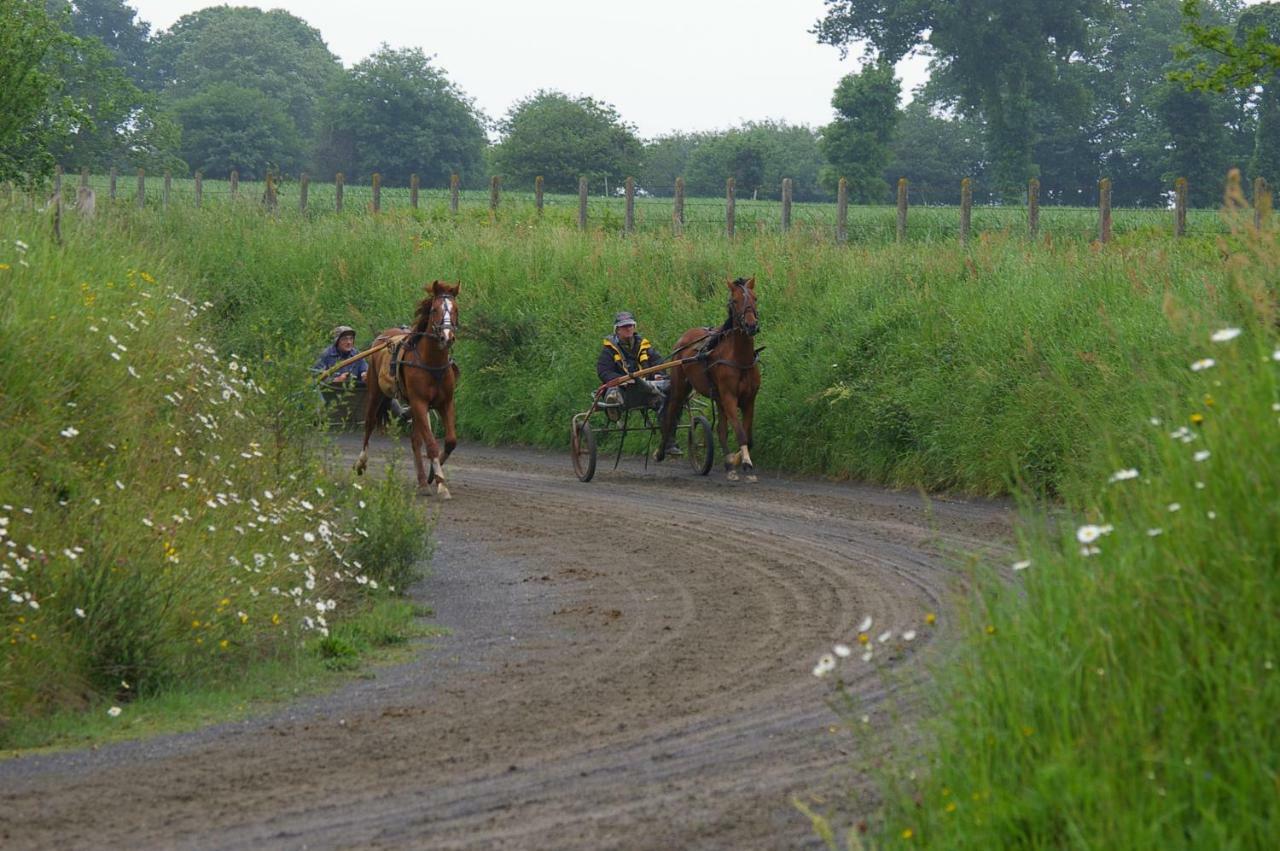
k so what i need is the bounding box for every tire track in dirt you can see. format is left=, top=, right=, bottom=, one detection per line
left=0, top=440, right=1013, bottom=850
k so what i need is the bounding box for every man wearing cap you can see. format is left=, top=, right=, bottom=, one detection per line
left=313, top=325, right=368, bottom=385
left=597, top=311, right=681, bottom=456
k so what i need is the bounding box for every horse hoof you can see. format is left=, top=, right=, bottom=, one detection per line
left=652, top=449, right=664, bottom=463
left=746, top=474, right=758, bottom=483
left=727, top=470, right=740, bottom=482
left=436, top=484, right=452, bottom=501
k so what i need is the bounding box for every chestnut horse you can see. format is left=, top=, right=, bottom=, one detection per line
left=656, top=277, right=761, bottom=481
left=355, top=281, right=460, bottom=498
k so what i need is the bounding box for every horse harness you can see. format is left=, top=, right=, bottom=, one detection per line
left=386, top=293, right=459, bottom=397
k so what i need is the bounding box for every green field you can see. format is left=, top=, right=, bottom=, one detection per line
left=13, top=173, right=1232, bottom=243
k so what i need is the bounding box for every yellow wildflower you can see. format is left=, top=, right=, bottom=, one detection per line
left=1190, top=412, right=1204, bottom=425
left=271, top=613, right=281, bottom=625
left=985, top=625, right=997, bottom=635
left=901, top=828, right=914, bottom=840
left=925, top=612, right=937, bottom=626
left=191, top=620, right=201, bottom=629
left=945, top=802, right=957, bottom=814
left=219, top=639, right=229, bottom=650
left=857, top=633, right=870, bottom=645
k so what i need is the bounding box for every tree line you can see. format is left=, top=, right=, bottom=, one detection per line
left=1, top=0, right=1276, bottom=207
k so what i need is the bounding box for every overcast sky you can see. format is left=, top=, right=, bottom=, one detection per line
left=127, top=0, right=933, bottom=138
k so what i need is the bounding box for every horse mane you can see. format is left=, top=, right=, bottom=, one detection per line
left=719, top=277, right=752, bottom=332
left=412, top=291, right=436, bottom=334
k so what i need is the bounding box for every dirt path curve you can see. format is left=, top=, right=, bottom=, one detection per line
left=0, top=440, right=1014, bottom=850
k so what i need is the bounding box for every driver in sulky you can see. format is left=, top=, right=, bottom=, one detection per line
left=313, top=325, right=368, bottom=385
left=596, top=311, right=680, bottom=456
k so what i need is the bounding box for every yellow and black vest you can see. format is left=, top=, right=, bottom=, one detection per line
left=603, top=335, right=652, bottom=373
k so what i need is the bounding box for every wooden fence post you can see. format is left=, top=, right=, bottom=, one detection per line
left=79, top=167, right=89, bottom=191
left=194, top=171, right=202, bottom=208
left=299, top=172, right=309, bottom=213
left=1174, top=177, right=1187, bottom=237
left=489, top=175, right=500, bottom=220
left=726, top=177, right=736, bottom=239
left=136, top=168, right=145, bottom=209
left=230, top=170, right=239, bottom=200
left=109, top=167, right=117, bottom=201
left=673, top=177, right=685, bottom=236
left=264, top=173, right=277, bottom=211
left=1254, top=176, right=1271, bottom=230
left=535, top=176, right=544, bottom=216
left=781, top=177, right=793, bottom=232
left=1028, top=178, right=1040, bottom=240
left=335, top=172, right=344, bottom=213
left=163, top=170, right=172, bottom=211
left=960, top=178, right=972, bottom=245
left=410, top=173, right=419, bottom=209
left=1098, top=178, right=1112, bottom=243
left=624, top=177, right=635, bottom=234
left=371, top=173, right=381, bottom=213
left=836, top=177, right=848, bottom=244
left=54, top=165, right=63, bottom=203
left=450, top=173, right=459, bottom=215
left=896, top=178, right=908, bottom=242
left=578, top=176, right=588, bottom=230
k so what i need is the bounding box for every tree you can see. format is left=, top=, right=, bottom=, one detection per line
left=1174, top=0, right=1280, bottom=90
left=314, top=46, right=485, bottom=187
left=52, top=0, right=154, bottom=89
left=815, top=0, right=1104, bottom=201
left=0, top=0, right=65, bottom=184
left=1238, top=3, right=1280, bottom=183
left=639, top=132, right=706, bottom=196
left=43, top=29, right=181, bottom=172
left=152, top=6, right=341, bottom=173
left=171, top=84, right=301, bottom=179
left=820, top=61, right=901, bottom=202
left=885, top=100, right=986, bottom=204
left=491, top=91, right=641, bottom=193
left=678, top=122, right=826, bottom=201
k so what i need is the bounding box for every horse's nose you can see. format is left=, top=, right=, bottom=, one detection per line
left=442, top=329, right=455, bottom=347
left=747, top=322, right=759, bottom=337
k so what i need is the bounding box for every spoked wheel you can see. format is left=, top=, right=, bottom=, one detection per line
left=688, top=414, right=714, bottom=476
left=571, top=420, right=597, bottom=482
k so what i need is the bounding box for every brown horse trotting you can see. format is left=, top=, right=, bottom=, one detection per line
left=355, top=281, right=460, bottom=498
left=656, top=277, right=761, bottom=481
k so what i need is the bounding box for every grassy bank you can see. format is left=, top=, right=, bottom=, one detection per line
left=118, top=202, right=1256, bottom=497
left=811, top=218, right=1279, bottom=848
left=0, top=213, right=432, bottom=745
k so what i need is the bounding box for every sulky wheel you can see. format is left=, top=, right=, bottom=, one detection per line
left=571, top=420, right=597, bottom=482
left=688, top=414, right=714, bottom=476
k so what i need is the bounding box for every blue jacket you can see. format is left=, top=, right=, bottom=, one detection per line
left=313, top=343, right=368, bottom=383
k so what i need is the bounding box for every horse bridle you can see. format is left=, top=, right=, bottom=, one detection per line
left=728, top=280, right=759, bottom=336
left=422, top=293, right=458, bottom=341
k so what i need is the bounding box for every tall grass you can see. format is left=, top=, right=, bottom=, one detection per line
left=0, top=212, right=431, bottom=736
left=117, top=203, right=1252, bottom=497
left=813, top=212, right=1278, bottom=848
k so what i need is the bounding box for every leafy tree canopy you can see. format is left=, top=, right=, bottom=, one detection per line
left=315, top=45, right=485, bottom=187
left=491, top=90, right=641, bottom=193
left=0, top=0, right=65, bottom=184
left=51, top=0, right=153, bottom=88
left=153, top=5, right=341, bottom=170
left=1174, top=0, right=1280, bottom=90
left=680, top=122, right=826, bottom=201
left=820, top=61, right=901, bottom=202
left=171, top=83, right=301, bottom=179
left=815, top=0, right=1104, bottom=200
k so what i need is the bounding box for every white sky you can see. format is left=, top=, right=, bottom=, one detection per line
left=127, top=0, right=933, bottom=139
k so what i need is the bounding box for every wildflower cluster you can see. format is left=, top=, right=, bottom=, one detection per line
left=0, top=233, right=425, bottom=720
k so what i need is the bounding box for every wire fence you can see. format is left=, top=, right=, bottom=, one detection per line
left=7, top=168, right=1270, bottom=245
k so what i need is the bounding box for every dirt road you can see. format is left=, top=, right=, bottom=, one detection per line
left=0, top=440, right=1013, bottom=849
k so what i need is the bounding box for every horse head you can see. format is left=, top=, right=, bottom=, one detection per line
left=727, top=277, right=759, bottom=337
left=420, top=280, right=460, bottom=349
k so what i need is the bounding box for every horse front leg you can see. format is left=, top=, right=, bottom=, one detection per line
left=739, top=393, right=757, bottom=483
left=433, top=399, right=457, bottom=500
left=409, top=397, right=438, bottom=494
left=718, top=393, right=742, bottom=481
